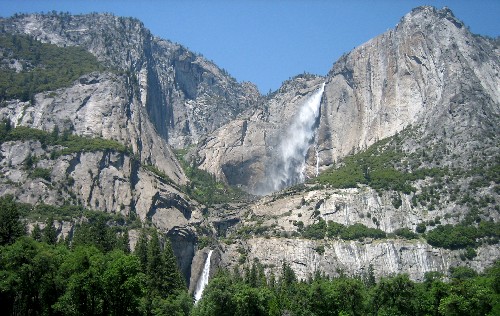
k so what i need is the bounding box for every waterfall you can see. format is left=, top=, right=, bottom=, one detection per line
left=258, top=83, right=325, bottom=194
left=194, top=250, right=213, bottom=303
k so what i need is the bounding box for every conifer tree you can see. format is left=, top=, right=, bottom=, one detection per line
left=42, top=216, right=58, bottom=245
left=119, top=229, right=131, bottom=253
left=31, top=223, right=42, bottom=241
left=135, top=228, right=148, bottom=271
left=147, top=230, right=162, bottom=277
left=0, top=195, right=25, bottom=245
left=161, top=238, right=184, bottom=295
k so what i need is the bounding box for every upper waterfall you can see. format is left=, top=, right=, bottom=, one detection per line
left=258, top=82, right=325, bottom=194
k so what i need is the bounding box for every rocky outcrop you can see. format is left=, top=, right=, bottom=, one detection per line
left=211, top=184, right=500, bottom=281
left=0, top=139, right=202, bottom=222
left=220, top=237, right=499, bottom=282
left=0, top=137, right=203, bottom=283
left=0, top=69, right=204, bottom=285
left=0, top=72, right=185, bottom=183
left=0, top=13, right=261, bottom=148
left=317, top=6, right=500, bottom=168
left=167, top=226, right=198, bottom=284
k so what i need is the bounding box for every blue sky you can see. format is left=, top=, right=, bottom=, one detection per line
left=1, top=1, right=499, bottom=93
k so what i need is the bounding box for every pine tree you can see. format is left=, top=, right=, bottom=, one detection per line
left=71, top=223, right=91, bottom=248
left=89, top=214, right=115, bottom=252
left=248, top=262, right=258, bottom=287
left=0, top=196, right=25, bottom=245
left=268, top=271, right=276, bottom=289
left=31, top=223, right=42, bottom=241
left=134, top=228, right=148, bottom=271
left=119, top=229, right=130, bottom=253
left=281, top=262, right=297, bottom=287
left=42, top=216, right=57, bottom=245
left=161, top=238, right=184, bottom=295
left=147, top=230, right=163, bottom=293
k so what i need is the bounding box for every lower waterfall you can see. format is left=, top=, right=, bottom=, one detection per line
left=194, top=250, right=213, bottom=303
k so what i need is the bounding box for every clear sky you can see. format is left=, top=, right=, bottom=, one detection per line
left=1, top=0, right=499, bottom=93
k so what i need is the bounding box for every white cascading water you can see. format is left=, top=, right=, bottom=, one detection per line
left=194, top=250, right=213, bottom=303
left=259, top=83, right=325, bottom=194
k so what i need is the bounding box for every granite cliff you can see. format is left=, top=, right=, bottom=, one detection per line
left=196, top=7, right=499, bottom=192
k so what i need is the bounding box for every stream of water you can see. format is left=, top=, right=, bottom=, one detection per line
left=194, top=250, right=213, bottom=303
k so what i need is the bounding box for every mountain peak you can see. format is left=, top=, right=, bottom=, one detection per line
left=399, top=6, right=464, bottom=30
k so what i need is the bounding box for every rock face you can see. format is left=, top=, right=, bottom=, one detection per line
left=197, top=75, right=325, bottom=193
left=0, top=12, right=259, bottom=284
left=193, top=6, right=500, bottom=282
left=1, top=72, right=185, bottom=183
left=317, top=6, right=500, bottom=169
left=1, top=12, right=261, bottom=148
left=220, top=237, right=499, bottom=282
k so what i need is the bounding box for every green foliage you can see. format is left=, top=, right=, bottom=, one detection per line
left=0, top=195, right=25, bottom=245
left=21, top=202, right=116, bottom=222
left=463, top=246, right=478, bottom=260
left=42, top=216, right=58, bottom=245
left=313, top=133, right=453, bottom=195
left=371, top=274, right=421, bottom=315
left=302, top=218, right=327, bottom=239
left=237, top=223, right=273, bottom=238
left=315, top=138, right=415, bottom=193
left=0, top=33, right=104, bottom=102
left=101, top=250, right=145, bottom=315
left=0, top=125, right=127, bottom=156
left=305, top=220, right=386, bottom=241
left=326, top=221, right=346, bottom=238
left=53, top=245, right=108, bottom=315
left=192, top=262, right=500, bottom=316
left=72, top=212, right=120, bottom=252
left=31, top=223, right=42, bottom=241
left=192, top=271, right=237, bottom=316
left=394, top=227, right=418, bottom=240
left=143, top=164, right=175, bottom=185
left=339, top=223, right=386, bottom=240
left=426, top=221, right=500, bottom=250
left=0, top=235, right=192, bottom=316
left=1, top=199, right=135, bottom=252
left=416, top=222, right=427, bottom=234
left=0, top=237, right=69, bottom=316
left=117, top=229, right=131, bottom=253
left=314, top=245, right=325, bottom=255
left=449, top=266, right=478, bottom=281
left=57, top=134, right=128, bottom=156
left=133, top=228, right=186, bottom=314
left=29, top=167, right=52, bottom=181
left=392, top=193, right=403, bottom=209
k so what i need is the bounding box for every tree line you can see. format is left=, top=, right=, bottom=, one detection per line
left=0, top=196, right=191, bottom=315
left=193, top=261, right=500, bottom=316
